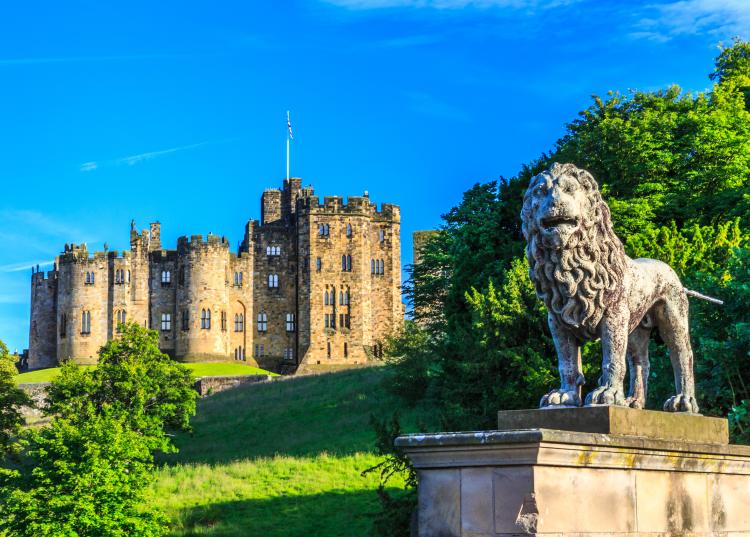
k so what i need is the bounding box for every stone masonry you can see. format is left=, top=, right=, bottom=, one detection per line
left=27, top=178, right=404, bottom=373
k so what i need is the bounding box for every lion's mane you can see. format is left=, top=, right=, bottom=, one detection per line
left=521, top=163, right=627, bottom=339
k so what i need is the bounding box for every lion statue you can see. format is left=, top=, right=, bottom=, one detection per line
left=521, top=162, right=699, bottom=413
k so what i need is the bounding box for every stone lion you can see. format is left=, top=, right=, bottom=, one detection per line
left=521, top=162, right=699, bottom=413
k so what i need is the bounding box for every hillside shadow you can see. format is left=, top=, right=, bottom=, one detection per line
left=167, top=489, right=389, bottom=537
left=158, top=367, right=435, bottom=467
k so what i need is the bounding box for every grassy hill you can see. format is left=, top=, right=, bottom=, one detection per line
left=152, top=367, right=433, bottom=537
left=15, top=362, right=275, bottom=384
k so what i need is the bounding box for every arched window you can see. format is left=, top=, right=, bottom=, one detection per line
left=339, top=290, right=344, bottom=305
left=201, top=308, right=211, bottom=329
left=257, top=312, right=267, bottom=332
left=268, top=274, right=279, bottom=288
left=324, top=290, right=329, bottom=305
left=234, top=313, right=245, bottom=332
left=316, top=257, right=322, bottom=272
left=346, top=255, right=352, bottom=272
left=342, top=255, right=347, bottom=271
left=234, top=272, right=243, bottom=287
left=344, top=289, right=350, bottom=305
left=346, top=223, right=352, bottom=238
left=371, top=259, right=375, bottom=274
left=380, top=259, right=385, bottom=274
left=161, top=270, right=171, bottom=284
left=81, top=310, right=91, bottom=334
left=266, top=246, right=271, bottom=256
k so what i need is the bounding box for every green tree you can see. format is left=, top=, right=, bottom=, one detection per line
left=0, top=341, right=30, bottom=459
left=0, top=323, right=196, bottom=536
left=45, top=322, right=197, bottom=453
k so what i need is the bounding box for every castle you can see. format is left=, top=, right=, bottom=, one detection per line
left=28, top=178, right=403, bottom=373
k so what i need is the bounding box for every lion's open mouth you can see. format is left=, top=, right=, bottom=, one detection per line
left=541, top=216, right=578, bottom=230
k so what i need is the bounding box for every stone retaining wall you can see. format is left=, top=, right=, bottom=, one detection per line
left=193, top=374, right=274, bottom=396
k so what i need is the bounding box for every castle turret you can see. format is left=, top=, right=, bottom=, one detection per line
left=28, top=267, right=58, bottom=369
left=261, top=189, right=282, bottom=225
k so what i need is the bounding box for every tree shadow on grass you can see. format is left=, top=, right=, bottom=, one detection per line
left=168, top=488, right=388, bottom=537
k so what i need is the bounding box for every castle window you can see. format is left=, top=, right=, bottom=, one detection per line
left=161, top=270, right=171, bottom=285
left=346, top=224, right=352, bottom=238
left=81, top=310, right=91, bottom=334
left=257, top=312, right=268, bottom=332
left=316, top=257, right=322, bottom=272
left=327, top=341, right=331, bottom=358
left=116, top=310, right=126, bottom=332
left=324, top=313, right=336, bottom=329
left=380, top=259, right=385, bottom=275
left=127, top=270, right=131, bottom=283
left=324, top=290, right=329, bottom=306
left=234, top=313, right=245, bottom=332
left=379, top=229, right=385, bottom=243
left=221, top=311, right=227, bottom=331
left=60, top=313, right=67, bottom=338
left=318, top=223, right=329, bottom=237
left=161, top=313, right=172, bottom=332
left=284, top=347, right=294, bottom=361
left=179, top=267, right=185, bottom=286
left=286, top=313, right=295, bottom=332
left=268, top=274, right=279, bottom=288
left=201, top=308, right=211, bottom=330
left=267, top=245, right=281, bottom=256
left=182, top=310, right=189, bottom=331
left=341, top=255, right=346, bottom=271
left=255, top=344, right=265, bottom=358
left=234, top=272, right=243, bottom=287
left=344, top=342, right=348, bottom=358
left=341, top=254, right=352, bottom=272
left=85, top=271, right=95, bottom=285
left=371, top=259, right=375, bottom=274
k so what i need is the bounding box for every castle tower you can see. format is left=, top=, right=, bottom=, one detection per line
left=28, top=266, right=58, bottom=369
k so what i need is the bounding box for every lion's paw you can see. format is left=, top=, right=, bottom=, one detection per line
left=585, top=386, right=626, bottom=406
left=663, top=394, right=699, bottom=414
left=625, top=396, right=644, bottom=410
left=540, top=389, right=581, bottom=408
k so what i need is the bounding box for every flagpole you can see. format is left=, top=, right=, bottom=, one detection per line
left=286, top=110, right=291, bottom=181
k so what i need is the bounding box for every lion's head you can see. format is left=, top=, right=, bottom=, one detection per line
left=520, top=163, right=626, bottom=338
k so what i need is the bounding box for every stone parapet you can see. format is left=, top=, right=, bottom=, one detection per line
left=398, top=409, right=750, bottom=537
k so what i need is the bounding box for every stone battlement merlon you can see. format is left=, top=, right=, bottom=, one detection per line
left=150, top=250, right=179, bottom=262
left=298, top=196, right=400, bottom=222
left=176, top=234, right=230, bottom=254
left=31, top=270, right=58, bottom=282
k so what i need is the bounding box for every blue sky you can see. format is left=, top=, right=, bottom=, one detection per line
left=0, top=0, right=747, bottom=352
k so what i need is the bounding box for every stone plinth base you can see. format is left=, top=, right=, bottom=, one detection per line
left=396, top=409, right=750, bottom=537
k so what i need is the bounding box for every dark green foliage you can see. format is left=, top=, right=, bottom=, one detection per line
left=0, top=340, right=30, bottom=459
left=363, top=414, right=418, bottom=537
left=0, top=323, right=197, bottom=536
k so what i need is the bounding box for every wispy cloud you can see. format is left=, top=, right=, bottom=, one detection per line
left=0, top=260, right=54, bottom=273
left=630, top=0, right=750, bottom=41
left=323, top=0, right=578, bottom=9
left=80, top=139, right=231, bottom=172
left=0, top=53, right=209, bottom=67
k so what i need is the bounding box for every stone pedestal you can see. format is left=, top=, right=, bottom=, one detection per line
left=396, top=407, right=750, bottom=537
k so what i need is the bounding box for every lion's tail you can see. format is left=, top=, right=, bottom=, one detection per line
left=684, top=288, right=724, bottom=305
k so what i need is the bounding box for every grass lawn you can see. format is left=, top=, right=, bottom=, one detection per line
left=152, top=367, right=434, bottom=536
left=15, top=362, right=274, bottom=384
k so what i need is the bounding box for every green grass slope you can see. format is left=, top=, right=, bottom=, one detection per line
left=152, top=367, right=432, bottom=537
left=15, top=363, right=274, bottom=384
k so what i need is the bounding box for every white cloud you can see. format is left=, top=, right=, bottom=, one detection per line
left=80, top=139, right=231, bottom=172
left=0, top=260, right=54, bottom=273
left=632, top=0, right=750, bottom=41
left=323, top=0, right=577, bottom=9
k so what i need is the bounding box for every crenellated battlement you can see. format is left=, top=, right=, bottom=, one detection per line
left=298, top=194, right=399, bottom=221
left=177, top=234, right=230, bottom=254
left=31, top=269, right=57, bottom=283
left=150, top=250, right=179, bottom=262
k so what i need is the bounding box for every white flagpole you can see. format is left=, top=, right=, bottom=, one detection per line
left=286, top=110, right=291, bottom=181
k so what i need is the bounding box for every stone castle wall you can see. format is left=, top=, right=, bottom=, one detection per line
left=27, top=177, right=403, bottom=373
